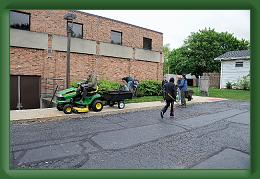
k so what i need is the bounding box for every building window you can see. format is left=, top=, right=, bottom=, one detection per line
left=143, top=37, right=152, bottom=50
left=235, top=62, right=243, bottom=67
left=68, top=22, right=83, bottom=38
left=10, top=11, right=30, bottom=31
left=111, top=30, right=122, bottom=45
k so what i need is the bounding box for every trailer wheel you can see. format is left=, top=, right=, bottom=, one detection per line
left=118, top=101, right=125, bottom=109
left=92, top=100, right=103, bottom=112
left=63, top=104, right=73, bottom=114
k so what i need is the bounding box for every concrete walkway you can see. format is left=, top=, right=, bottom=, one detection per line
left=10, top=96, right=227, bottom=122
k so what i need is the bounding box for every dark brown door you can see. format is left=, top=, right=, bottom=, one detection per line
left=10, top=75, right=18, bottom=110
left=10, top=75, right=41, bottom=110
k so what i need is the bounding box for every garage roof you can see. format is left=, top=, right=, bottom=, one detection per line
left=214, top=50, right=250, bottom=61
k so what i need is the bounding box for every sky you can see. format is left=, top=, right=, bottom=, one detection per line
left=82, top=10, right=250, bottom=50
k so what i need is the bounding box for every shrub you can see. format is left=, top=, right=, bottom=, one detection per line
left=98, top=80, right=120, bottom=93
left=231, top=82, right=239, bottom=89
left=70, top=81, right=84, bottom=88
left=137, top=80, right=162, bottom=96
left=238, top=74, right=250, bottom=90
left=226, top=81, right=232, bottom=89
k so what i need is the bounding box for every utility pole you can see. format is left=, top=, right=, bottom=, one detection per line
left=64, top=13, right=77, bottom=88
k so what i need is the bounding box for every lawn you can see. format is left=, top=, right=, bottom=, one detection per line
left=126, top=87, right=250, bottom=103
left=189, top=87, right=250, bottom=101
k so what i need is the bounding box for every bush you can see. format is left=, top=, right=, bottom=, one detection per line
left=231, top=82, right=239, bottom=89
left=98, top=80, right=120, bottom=93
left=137, top=80, right=162, bottom=96
left=226, top=81, right=232, bottom=89
left=70, top=81, right=84, bottom=88
left=237, top=74, right=250, bottom=90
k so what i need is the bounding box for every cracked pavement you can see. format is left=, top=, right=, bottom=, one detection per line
left=10, top=100, right=250, bottom=169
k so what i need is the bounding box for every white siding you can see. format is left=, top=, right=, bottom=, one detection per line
left=220, top=59, right=250, bottom=88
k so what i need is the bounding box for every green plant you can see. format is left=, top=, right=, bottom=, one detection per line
left=70, top=81, right=84, bottom=88
left=226, top=81, right=232, bottom=89
left=231, top=82, right=239, bottom=89
left=97, top=80, right=120, bottom=93
left=137, top=80, right=162, bottom=96
left=238, top=74, right=250, bottom=90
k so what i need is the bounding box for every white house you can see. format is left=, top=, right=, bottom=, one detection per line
left=214, top=50, right=250, bottom=89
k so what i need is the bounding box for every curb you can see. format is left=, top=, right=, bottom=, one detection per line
left=10, top=98, right=228, bottom=124
left=11, top=105, right=164, bottom=124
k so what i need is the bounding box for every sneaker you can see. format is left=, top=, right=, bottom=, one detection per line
left=170, top=113, right=174, bottom=117
left=160, top=111, right=164, bottom=118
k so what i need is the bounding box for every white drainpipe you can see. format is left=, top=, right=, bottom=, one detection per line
left=220, top=59, right=222, bottom=89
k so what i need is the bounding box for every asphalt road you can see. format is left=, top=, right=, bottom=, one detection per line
left=10, top=100, right=250, bottom=169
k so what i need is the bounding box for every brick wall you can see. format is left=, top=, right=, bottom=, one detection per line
left=11, top=47, right=164, bottom=96
left=21, top=10, right=163, bottom=52
left=10, top=10, right=163, bottom=97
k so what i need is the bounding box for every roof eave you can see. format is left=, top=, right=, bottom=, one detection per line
left=214, top=56, right=250, bottom=61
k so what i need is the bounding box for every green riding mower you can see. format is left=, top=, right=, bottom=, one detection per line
left=56, top=84, right=103, bottom=114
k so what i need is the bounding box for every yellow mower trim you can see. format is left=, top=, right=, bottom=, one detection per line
left=73, top=107, right=89, bottom=113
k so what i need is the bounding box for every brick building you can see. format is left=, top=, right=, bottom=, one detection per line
left=10, top=10, right=163, bottom=109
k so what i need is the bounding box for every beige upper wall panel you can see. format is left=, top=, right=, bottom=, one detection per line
left=135, top=48, right=161, bottom=62
left=99, top=42, right=133, bottom=59
left=10, top=28, right=48, bottom=49
left=52, top=35, right=97, bottom=54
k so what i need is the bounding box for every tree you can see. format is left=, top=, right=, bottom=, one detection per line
left=163, top=43, right=171, bottom=74
left=168, top=28, right=250, bottom=77
left=168, top=47, right=190, bottom=75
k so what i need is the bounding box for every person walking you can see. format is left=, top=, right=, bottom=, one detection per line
left=179, top=74, right=188, bottom=107
left=160, top=77, right=177, bottom=118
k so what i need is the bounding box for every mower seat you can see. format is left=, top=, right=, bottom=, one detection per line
left=87, top=86, right=99, bottom=95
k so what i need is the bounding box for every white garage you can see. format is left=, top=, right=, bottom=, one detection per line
left=214, top=50, right=250, bottom=89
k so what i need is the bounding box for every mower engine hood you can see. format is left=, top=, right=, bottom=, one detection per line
left=56, top=87, right=77, bottom=97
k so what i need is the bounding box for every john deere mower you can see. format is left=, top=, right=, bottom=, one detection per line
left=56, top=83, right=103, bottom=114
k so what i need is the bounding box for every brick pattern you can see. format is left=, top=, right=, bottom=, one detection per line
left=11, top=47, right=164, bottom=96
left=10, top=10, right=163, bottom=97
left=20, top=10, right=163, bottom=52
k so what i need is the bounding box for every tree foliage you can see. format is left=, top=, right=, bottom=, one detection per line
left=163, top=43, right=171, bottom=74
left=168, top=28, right=250, bottom=77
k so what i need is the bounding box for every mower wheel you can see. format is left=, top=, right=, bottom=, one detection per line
left=92, top=100, right=103, bottom=112
left=57, top=105, right=64, bottom=111
left=63, top=104, right=73, bottom=114
left=118, top=101, right=125, bottom=109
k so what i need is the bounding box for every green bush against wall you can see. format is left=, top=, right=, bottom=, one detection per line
left=137, top=80, right=162, bottom=97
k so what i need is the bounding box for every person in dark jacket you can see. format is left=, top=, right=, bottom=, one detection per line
left=179, top=74, right=188, bottom=107
left=160, top=77, right=177, bottom=118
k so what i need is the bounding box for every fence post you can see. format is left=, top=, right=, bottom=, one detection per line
left=199, top=76, right=209, bottom=96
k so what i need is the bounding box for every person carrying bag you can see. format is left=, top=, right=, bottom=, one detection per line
left=160, top=77, right=177, bottom=118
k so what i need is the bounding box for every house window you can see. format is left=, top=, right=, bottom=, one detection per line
left=68, top=22, right=83, bottom=38
left=10, top=11, right=30, bottom=31
left=235, top=62, right=243, bottom=67
left=143, top=37, right=152, bottom=50
left=111, top=30, right=122, bottom=45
